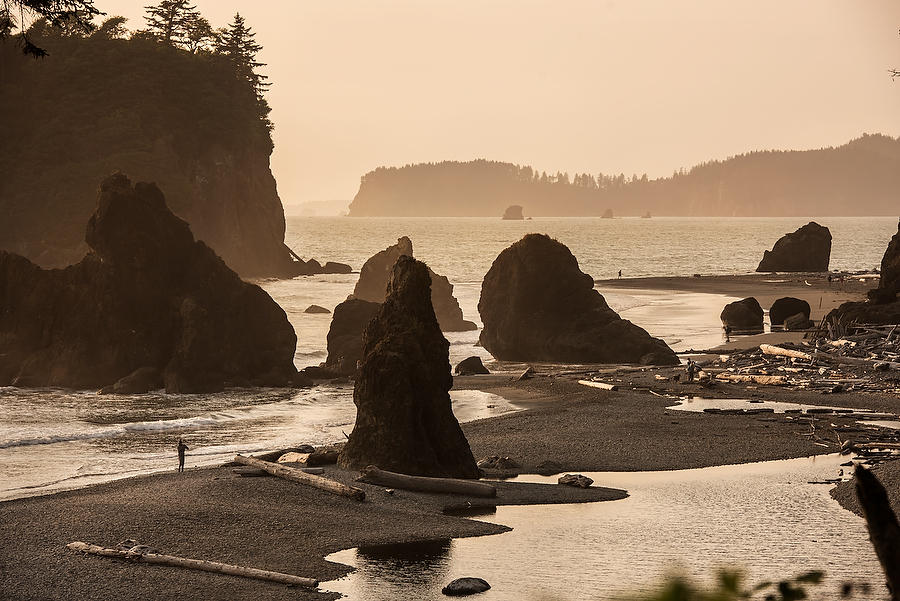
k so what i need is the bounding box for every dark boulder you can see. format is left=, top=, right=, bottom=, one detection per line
left=0, top=173, right=298, bottom=392
left=304, top=304, right=331, bottom=314
left=502, top=205, right=524, bottom=220
left=720, top=298, right=764, bottom=333
left=442, top=578, right=491, bottom=596
left=769, top=297, right=811, bottom=326
left=322, top=298, right=381, bottom=375
left=784, top=313, right=813, bottom=331
left=338, top=255, right=479, bottom=478
left=455, top=356, right=490, bottom=375
left=477, top=234, right=678, bottom=365
left=323, top=261, right=353, bottom=274
left=352, top=237, right=476, bottom=331
left=558, top=473, right=594, bottom=488
left=756, top=222, right=832, bottom=272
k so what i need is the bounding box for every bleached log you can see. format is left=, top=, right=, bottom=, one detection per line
left=814, top=352, right=900, bottom=371
left=234, top=455, right=365, bottom=501
left=577, top=380, right=618, bottom=390
left=357, top=466, right=497, bottom=498
left=66, top=542, right=318, bottom=588
left=716, top=373, right=787, bottom=385
left=760, top=344, right=812, bottom=361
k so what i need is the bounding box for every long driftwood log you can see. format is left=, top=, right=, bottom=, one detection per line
left=234, top=455, right=365, bottom=501
left=66, top=542, right=318, bottom=588
left=357, top=466, right=497, bottom=498
left=855, top=465, right=900, bottom=600
left=716, top=373, right=787, bottom=385
left=760, top=344, right=812, bottom=361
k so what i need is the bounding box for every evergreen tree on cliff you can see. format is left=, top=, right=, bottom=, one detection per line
left=0, top=0, right=99, bottom=55
left=216, top=13, right=269, bottom=100
left=143, top=0, right=199, bottom=47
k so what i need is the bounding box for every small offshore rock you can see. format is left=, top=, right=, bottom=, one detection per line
left=501, top=204, right=524, bottom=220
left=455, top=356, right=490, bottom=375
left=558, top=473, right=594, bottom=488
left=323, top=261, right=353, bottom=274
left=304, top=304, right=331, bottom=314
left=756, top=221, right=832, bottom=272
left=442, top=577, right=491, bottom=596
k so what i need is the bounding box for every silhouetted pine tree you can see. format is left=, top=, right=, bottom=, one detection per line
left=216, top=13, right=269, bottom=99
left=143, top=0, right=199, bottom=47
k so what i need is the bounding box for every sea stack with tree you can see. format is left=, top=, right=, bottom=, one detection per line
left=477, top=234, right=678, bottom=365
left=338, top=255, right=480, bottom=478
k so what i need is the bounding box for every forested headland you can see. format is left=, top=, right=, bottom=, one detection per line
left=348, top=134, right=900, bottom=217
left=0, top=3, right=298, bottom=277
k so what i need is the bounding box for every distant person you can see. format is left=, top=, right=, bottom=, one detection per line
left=686, top=359, right=696, bottom=383
left=177, top=439, right=189, bottom=473
left=827, top=274, right=833, bottom=286
left=618, top=270, right=622, bottom=278
left=724, top=325, right=732, bottom=343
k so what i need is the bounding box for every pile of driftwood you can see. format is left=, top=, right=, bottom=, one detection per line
left=708, top=323, right=900, bottom=394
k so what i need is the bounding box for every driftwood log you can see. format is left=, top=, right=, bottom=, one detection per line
left=577, top=380, right=618, bottom=391
left=716, top=373, right=787, bottom=385
left=760, top=344, right=812, bottom=361
left=66, top=542, right=318, bottom=588
left=234, top=455, right=365, bottom=501
left=855, top=466, right=900, bottom=600
left=357, top=466, right=497, bottom=498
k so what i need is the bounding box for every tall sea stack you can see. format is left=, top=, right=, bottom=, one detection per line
left=338, top=256, right=479, bottom=478
left=756, top=222, right=832, bottom=272
left=478, top=234, right=678, bottom=365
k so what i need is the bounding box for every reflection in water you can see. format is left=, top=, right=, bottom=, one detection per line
left=323, top=454, right=885, bottom=601
left=343, top=540, right=453, bottom=596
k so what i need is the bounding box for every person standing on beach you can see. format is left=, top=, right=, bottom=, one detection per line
left=618, top=270, right=622, bottom=278
left=177, top=439, right=189, bottom=473
left=686, top=359, right=696, bottom=383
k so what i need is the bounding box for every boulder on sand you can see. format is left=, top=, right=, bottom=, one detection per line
left=0, top=173, right=299, bottom=392
left=338, top=255, right=480, bottom=478
left=769, top=297, right=811, bottom=327
left=502, top=205, right=524, bottom=220
left=442, top=578, right=491, bottom=596
left=455, top=356, right=490, bottom=375
left=720, top=298, right=764, bottom=334
left=352, top=237, right=476, bottom=332
left=322, top=298, right=381, bottom=376
left=784, top=313, right=813, bottom=331
left=756, top=222, right=832, bottom=272
left=476, top=234, right=678, bottom=365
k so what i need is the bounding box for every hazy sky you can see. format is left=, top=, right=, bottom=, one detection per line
left=99, top=1, right=900, bottom=204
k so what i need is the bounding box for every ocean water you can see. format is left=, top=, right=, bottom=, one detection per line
left=0, top=216, right=895, bottom=500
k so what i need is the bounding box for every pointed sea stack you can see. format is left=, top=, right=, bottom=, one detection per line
left=756, top=222, right=832, bottom=272
left=0, top=173, right=298, bottom=392
left=321, top=298, right=381, bottom=375
left=477, top=234, right=678, bottom=365
left=338, top=255, right=479, bottom=478
left=351, top=237, right=476, bottom=331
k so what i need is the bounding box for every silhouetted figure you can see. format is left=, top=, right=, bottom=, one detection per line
left=618, top=270, right=622, bottom=278
left=686, top=359, right=696, bottom=383
left=177, top=439, right=189, bottom=473
left=724, top=325, right=732, bottom=342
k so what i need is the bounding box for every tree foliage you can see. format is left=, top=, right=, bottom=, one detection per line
left=0, top=0, right=100, bottom=55
left=216, top=13, right=269, bottom=99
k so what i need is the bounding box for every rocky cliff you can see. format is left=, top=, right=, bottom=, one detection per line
left=0, top=28, right=305, bottom=278
left=0, top=174, right=299, bottom=392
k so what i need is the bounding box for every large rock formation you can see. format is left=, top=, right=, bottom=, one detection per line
left=756, top=222, right=832, bottom=272
left=769, top=297, right=811, bottom=327
left=0, top=174, right=298, bottom=392
left=338, top=256, right=479, bottom=478
left=827, top=220, right=900, bottom=324
left=720, top=298, right=764, bottom=333
left=352, top=237, right=477, bottom=331
left=321, top=298, right=381, bottom=376
left=477, top=234, right=678, bottom=365
left=502, top=205, right=524, bottom=220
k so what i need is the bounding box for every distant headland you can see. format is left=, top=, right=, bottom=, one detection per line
left=348, top=134, right=900, bottom=217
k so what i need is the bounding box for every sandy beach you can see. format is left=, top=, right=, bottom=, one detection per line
left=2, top=274, right=896, bottom=600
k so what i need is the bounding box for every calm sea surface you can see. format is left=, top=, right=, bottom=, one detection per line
left=0, top=217, right=895, bottom=592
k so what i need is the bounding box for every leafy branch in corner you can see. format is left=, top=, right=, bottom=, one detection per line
left=0, top=0, right=101, bottom=56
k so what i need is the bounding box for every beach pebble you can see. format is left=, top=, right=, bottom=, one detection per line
left=558, top=474, right=594, bottom=488
left=442, top=577, right=491, bottom=596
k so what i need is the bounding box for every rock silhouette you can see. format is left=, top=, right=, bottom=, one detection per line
left=0, top=174, right=298, bottom=392
left=477, top=234, right=678, bottom=365
left=502, top=205, right=524, bottom=220
left=769, top=297, right=811, bottom=326
left=868, top=220, right=900, bottom=304
left=352, top=237, right=476, bottom=331
left=720, top=298, right=764, bottom=333
left=322, top=298, right=381, bottom=376
left=455, top=356, right=490, bottom=375
left=338, top=255, right=479, bottom=478
left=756, top=222, right=832, bottom=272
